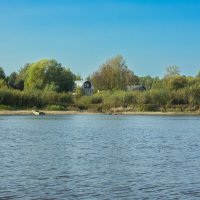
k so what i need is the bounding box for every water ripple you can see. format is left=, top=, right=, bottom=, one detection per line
left=1, top=115, right=200, bottom=199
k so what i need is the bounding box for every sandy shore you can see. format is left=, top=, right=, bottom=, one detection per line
left=0, top=110, right=96, bottom=115
left=0, top=110, right=200, bottom=116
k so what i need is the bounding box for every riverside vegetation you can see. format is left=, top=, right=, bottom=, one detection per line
left=0, top=56, right=200, bottom=113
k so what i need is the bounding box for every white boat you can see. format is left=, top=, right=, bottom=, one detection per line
left=32, top=110, right=45, bottom=115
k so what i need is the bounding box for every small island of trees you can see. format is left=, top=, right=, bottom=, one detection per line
left=0, top=55, right=200, bottom=113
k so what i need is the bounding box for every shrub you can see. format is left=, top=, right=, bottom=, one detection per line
left=169, top=89, right=188, bottom=105
left=91, top=96, right=103, bottom=104
left=45, top=105, right=66, bottom=111
left=75, top=96, right=92, bottom=110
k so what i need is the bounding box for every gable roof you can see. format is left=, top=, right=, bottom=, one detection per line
left=74, top=80, right=94, bottom=89
left=75, top=80, right=85, bottom=87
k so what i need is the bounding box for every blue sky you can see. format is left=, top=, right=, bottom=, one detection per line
left=0, top=0, right=200, bottom=78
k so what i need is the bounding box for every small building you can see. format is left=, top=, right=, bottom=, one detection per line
left=127, top=85, right=146, bottom=91
left=74, top=80, right=94, bottom=95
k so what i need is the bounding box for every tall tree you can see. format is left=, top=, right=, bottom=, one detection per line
left=25, top=59, right=74, bottom=92
left=91, top=55, right=138, bottom=90
left=164, top=65, right=181, bottom=79
left=167, top=76, right=188, bottom=90
left=0, top=67, right=6, bottom=80
left=7, top=72, right=18, bottom=88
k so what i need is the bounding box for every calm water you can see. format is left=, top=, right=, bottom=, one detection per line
left=1, top=114, right=200, bottom=199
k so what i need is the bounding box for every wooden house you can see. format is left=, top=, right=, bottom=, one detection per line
left=74, top=80, right=94, bottom=95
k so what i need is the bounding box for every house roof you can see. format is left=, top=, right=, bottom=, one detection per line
left=74, top=80, right=94, bottom=89
left=75, top=80, right=85, bottom=87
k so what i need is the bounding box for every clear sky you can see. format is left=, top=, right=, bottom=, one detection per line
left=0, top=0, right=200, bottom=78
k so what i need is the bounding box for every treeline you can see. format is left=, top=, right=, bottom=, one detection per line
left=0, top=59, right=75, bottom=92
left=0, top=55, right=200, bottom=112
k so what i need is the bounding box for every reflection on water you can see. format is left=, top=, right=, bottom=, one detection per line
left=1, top=115, right=200, bottom=199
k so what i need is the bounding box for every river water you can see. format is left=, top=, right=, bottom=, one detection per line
left=0, top=114, right=200, bottom=199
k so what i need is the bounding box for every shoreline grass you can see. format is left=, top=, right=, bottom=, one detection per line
left=0, top=109, right=200, bottom=116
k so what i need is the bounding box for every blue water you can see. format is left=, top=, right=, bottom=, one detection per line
left=0, top=114, right=200, bottom=199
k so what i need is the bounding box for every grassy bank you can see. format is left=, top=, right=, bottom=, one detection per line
left=74, top=90, right=200, bottom=114
left=0, top=88, right=200, bottom=115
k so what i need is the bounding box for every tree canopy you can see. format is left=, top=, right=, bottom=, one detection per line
left=8, top=72, right=18, bottom=88
left=0, top=67, right=6, bottom=80
left=0, top=56, right=200, bottom=113
left=24, top=59, right=75, bottom=92
left=90, top=55, right=138, bottom=90
left=164, top=65, right=181, bottom=79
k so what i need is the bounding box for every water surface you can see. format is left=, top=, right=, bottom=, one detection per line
left=1, top=114, right=200, bottom=199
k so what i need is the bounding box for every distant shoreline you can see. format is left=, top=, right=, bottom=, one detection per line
left=0, top=110, right=200, bottom=116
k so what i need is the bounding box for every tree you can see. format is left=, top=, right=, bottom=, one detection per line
left=90, top=55, right=138, bottom=90
left=18, top=63, right=31, bottom=81
left=164, top=65, right=181, bottom=79
left=0, top=67, right=6, bottom=80
left=0, top=79, right=7, bottom=89
left=139, top=76, right=163, bottom=89
left=167, top=76, right=188, bottom=90
left=10, top=63, right=31, bottom=90
left=8, top=72, right=18, bottom=88
left=25, top=59, right=74, bottom=92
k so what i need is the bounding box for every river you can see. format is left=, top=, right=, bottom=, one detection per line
left=0, top=114, right=200, bottom=199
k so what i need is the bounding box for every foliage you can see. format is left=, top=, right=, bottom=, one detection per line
left=0, top=56, right=200, bottom=113
left=45, top=105, right=66, bottom=111
left=0, top=67, right=6, bottom=80
left=168, top=89, right=189, bottom=105
left=188, top=84, right=200, bottom=105
left=90, top=55, right=138, bottom=91
left=25, top=59, right=74, bottom=92
left=166, top=76, right=188, bottom=90
left=0, top=79, right=8, bottom=89
left=8, top=72, right=18, bottom=88
left=0, top=88, right=73, bottom=108
left=139, top=76, right=163, bottom=89
left=164, top=65, right=181, bottom=79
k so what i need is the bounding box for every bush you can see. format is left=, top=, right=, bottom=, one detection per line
left=45, top=105, right=66, bottom=111
left=134, top=104, right=159, bottom=112
left=75, top=96, right=92, bottom=110
left=147, top=89, right=169, bottom=105
left=0, top=88, right=73, bottom=109
left=124, top=91, right=137, bottom=104
left=169, top=89, right=188, bottom=105
left=91, top=96, right=103, bottom=104
left=188, top=85, right=200, bottom=105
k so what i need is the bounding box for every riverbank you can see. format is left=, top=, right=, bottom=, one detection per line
left=0, top=110, right=95, bottom=115
left=0, top=110, right=200, bottom=116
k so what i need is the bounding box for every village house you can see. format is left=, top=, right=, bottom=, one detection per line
left=74, top=80, right=94, bottom=95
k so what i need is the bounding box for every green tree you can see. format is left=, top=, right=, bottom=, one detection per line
left=25, top=59, right=74, bottom=92
left=91, top=55, right=138, bottom=90
left=139, top=76, right=163, bottom=89
left=11, top=63, right=32, bottom=90
left=8, top=72, right=18, bottom=88
left=18, top=63, right=31, bottom=81
left=0, top=79, right=7, bottom=89
left=167, top=76, right=188, bottom=90
left=0, top=67, right=6, bottom=80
